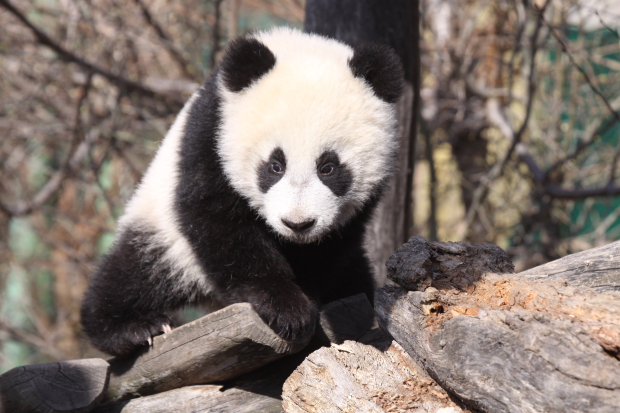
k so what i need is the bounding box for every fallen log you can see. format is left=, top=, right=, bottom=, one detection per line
left=376, top=236, right=620, bottom=413
left=282, top=334, right=469, bottom=413
left=98, top=294, right=373, bottom=411
left=93, top=384, right=284, bottom=413
left=0, top=294, right=375, bottom=412
left=519, top=240, right=620, bottom=292
left=0, top=358, right=109, bottom=413
left=104, top=302, right=313, bottom=403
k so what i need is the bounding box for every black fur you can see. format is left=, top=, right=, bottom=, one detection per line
left=81, top=35, right=401, bottom=357
left=258, top=148, right=286, bottom=193
left=220, top=37, right=276, bottom=92
left=348, top=43, right=404, bottom=104
left=316, top=150, right=352, bottom=197
left=80, top=229, right=189, bottom=357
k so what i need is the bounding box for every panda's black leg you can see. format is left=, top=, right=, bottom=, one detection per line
left=80, top=228, right=192, bottom=357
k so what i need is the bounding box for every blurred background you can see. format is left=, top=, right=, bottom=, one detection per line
left=0, top=0, right=619, bottom=371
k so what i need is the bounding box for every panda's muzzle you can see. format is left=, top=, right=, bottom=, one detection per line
left=281, top=218, right=316, bottom=233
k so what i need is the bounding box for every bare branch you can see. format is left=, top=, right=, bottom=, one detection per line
left=0, top=318, right=68, bottom=361
left=132, top=0, right=197, bottom=81
left=544, top=183, right=620, bottom=199
left=0, top=0, right=182, bottom=105
left=460, top=0, right=551, bottom=237
left=544, top=18, right=620, bottom=125
left=2, top=76, right=95, bottom=217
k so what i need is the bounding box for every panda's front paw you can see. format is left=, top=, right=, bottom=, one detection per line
left=248, top=282, right=318, bottom=342
left=83, top=313, right=173, bottom=357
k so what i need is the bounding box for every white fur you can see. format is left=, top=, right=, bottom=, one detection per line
left=217, top=27, right=398, bottom=241
left=119, top=92, right=213, bottom=298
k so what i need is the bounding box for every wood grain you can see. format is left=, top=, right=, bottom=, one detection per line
left=282, top=338, right=466, bottom=413
left=0, top=358, right=109, bottom=413
left=94, top=385, right=283, bottom=413
left=105, top=302, right=313, bottom=403
left=519, top=239, right=620, bottom=292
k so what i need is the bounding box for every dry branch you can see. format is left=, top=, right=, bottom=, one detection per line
left=376, top=236, right=620, bottom=413
left=0, top=0, right=181, bottom=105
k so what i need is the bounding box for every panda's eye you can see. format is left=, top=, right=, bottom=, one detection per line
left=319, top=164, right=335, bottom=175
left=271, top=162, right=284, bottom=174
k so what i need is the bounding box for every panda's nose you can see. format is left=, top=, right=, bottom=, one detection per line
left=282, top=219, right=316, bottom=233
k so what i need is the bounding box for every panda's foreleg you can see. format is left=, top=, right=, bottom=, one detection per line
left=189, top=220, right=319, bottom=342
left=80, top=228, right=193, bottom=357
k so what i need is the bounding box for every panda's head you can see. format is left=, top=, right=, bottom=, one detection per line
left=216, top=28, right=403, bottom=243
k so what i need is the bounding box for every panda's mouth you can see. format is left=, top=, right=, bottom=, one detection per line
left=273, top=219, right=331, bottom=244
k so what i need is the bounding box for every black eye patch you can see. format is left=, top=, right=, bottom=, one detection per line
left=258, top=148, right=286, bottom=193
left=316, top=151, right=352, bottom=197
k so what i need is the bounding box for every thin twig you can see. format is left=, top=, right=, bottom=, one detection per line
left=0, top=318, right=68, bottom=361
left=2, top=76, right=96, bottom=217
left=0, top=0, right=181, bottom=104
left=461, top=0, right=551, bottom=237
left=132, top=0, right=196, bottom=80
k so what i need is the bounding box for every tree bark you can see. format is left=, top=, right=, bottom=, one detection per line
left=376, top=237, right=620, bottom=413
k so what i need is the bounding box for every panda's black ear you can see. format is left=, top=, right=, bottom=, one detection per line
left=348, top=43, right=404, bottom=104
left=220, top=37, right=276, bottom=92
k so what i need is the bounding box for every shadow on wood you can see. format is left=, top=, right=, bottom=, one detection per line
left=0, top=358, right=109, bottom=413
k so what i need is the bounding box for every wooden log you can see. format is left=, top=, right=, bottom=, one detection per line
left=282, top=337, right=468, bottom=413
left=105, top=302, right=313, bottom=403
left=519, top=239, right=620, bottom=292
left=0, top=358, right=109, bottom=413
left=376, top=236, right=620, bottom=413
left=93, top=385, right=284, bottom=413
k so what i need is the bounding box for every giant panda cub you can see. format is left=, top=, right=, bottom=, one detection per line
left=80, top=27, right=404, bottom=357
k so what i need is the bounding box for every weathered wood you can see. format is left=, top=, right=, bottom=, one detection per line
left=282, top=339, right=468, bottom=413
left=385, top=235, right=515, bottom=291
left=93, top=385, right=283, bottom=413
left=0, top=358, right=109, bottom=413
left=519, top=239, right=620, bottom=292
left=105, top=302, right=313, bottom=403
left=376, top=236, right=620, bottom=413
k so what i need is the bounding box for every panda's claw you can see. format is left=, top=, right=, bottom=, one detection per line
left=146, top=336, right=153, bottom=346
left=162, top=323, right=172, bottom=334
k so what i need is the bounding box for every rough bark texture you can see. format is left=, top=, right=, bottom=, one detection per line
left=105, top=302, right=313, bottom=403
left=0, top=358, right=109, bottom=413
left=385, top=235, right=515, bottom=291
left=282, top=336, right=467, bottom=413
left=519, top=239, right=620, bottom=292
left=376, top=237, right=620, bottom=413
